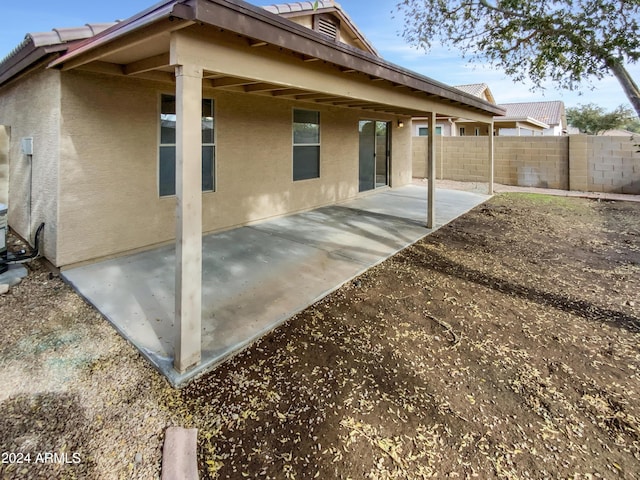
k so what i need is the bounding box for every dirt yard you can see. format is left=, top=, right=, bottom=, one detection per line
left=0, top=192, right=639, bottom=479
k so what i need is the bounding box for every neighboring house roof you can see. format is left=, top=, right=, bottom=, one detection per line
left=455, top=83, right=496, bottom=104
left=498, top=101, right=566, bottom=129
left=0, top=23, right=117, bottom=85
left=600, top=129, right=638, bottom=136
left=263, top=0, right=378, bottom=56
left=0, top=0, right=504, bottom=118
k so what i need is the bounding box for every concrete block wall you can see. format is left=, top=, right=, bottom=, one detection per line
left=413, top=134, right=640, bottom=194
left=493, top=137, right=569, bottom=189
left=586, top=135, right=640, bottom=194
left=412, top=136, right=488, bottom=182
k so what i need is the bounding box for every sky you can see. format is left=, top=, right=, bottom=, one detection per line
left=1, top=0, right=638, bottom=113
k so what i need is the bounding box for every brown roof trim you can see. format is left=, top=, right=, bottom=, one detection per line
left=0, top=23, right=117, bottom=88
left=47, top=0, right=503, bottom=116
left=190, top=0, right=504, bottom=115
left=0, top=41, right=67, bottom=87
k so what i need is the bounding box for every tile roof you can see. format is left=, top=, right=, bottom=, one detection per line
left=1, top=23, right=117, bottom=68
left=498, top=101, right=565, bottom=126
left=263, top=1, right=335, bottom=14
left=454, top=83, right=495, bottom=104
left=262, top=0, right=378, bottom=56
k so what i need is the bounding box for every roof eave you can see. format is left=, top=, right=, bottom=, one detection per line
left=0, top=41, right=67, bottom=87
left=192, top=0, right=504, bottom=115
left=48, top=0, right=504, bottom=117
left=495, top=116, right=550, bottom=129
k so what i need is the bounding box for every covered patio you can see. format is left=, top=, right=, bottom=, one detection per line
left=39, top=0, right=504, bottom=380
left=62, top=185, right=489, bottom=386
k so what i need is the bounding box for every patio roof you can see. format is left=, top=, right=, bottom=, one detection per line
left=1, top=0, right=504, bottom=119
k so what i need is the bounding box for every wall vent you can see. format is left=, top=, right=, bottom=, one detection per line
left=316, top=16, right=338, bottom=40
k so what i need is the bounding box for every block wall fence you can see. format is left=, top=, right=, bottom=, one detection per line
left=412, top=135, right=640, bottom=194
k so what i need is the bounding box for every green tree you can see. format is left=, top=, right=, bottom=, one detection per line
left=396, top=0, right=640, bottom=116
left=566, top=103, right=634, bottom=135
left=623, top=118, right=640, bottom=134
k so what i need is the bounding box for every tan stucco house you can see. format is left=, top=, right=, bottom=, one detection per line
left=412, top=83, right=568, bottom=137
left=0, top=0, right=502, bottom=372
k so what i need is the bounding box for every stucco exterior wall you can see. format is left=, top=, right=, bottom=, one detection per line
left=57, top=70, right=411, bottom=267
left=0, top=125, right=8, bottom=205
left=0, top=69, right=60, bottom=259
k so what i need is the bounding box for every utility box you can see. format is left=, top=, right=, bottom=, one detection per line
left=0, top=203, right=7, bottom=274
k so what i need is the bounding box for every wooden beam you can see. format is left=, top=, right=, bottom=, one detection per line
left=59, top=19, right=191, bottom=71
left=124, top=53, right=170, bottom=75
left=311, top=96, right=346, bottom=103
left=243, top=82, right=284, bottom=92
left=210, top=76, right=255, bottom=88
left=488, top=121, right=494, bottom=194
left=272, top=88, right=307, bottom=96
left=174, top=63, right=203, bottom=374
left=427, top=111, right=436, bottom=229
left=76, top=61, right=125, bottom=76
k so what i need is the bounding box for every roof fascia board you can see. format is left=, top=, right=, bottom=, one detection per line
left=171, top=29, right=495, bottom=122
left=46, top=0, right=502, bottom=116
left=495, top=116, right=549, bottom=129
left=48, top=0, right=193, bottom=70
left=190, top=0, right=503, bottom=116
left=0, top=44, right=66, bottom=87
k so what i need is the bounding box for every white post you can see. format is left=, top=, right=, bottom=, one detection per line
left=174, top=64, right=203, bottom=373
left=488, top=121, right=494, bottom=195
left=427, top=111, right=436, bottom=228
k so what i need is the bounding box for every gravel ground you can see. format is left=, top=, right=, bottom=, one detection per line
left=0, top=191, right=638, bottom=479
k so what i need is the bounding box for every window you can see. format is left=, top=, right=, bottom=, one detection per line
left=419, top=126, right=442, bottom=136
left=475, top=127, right=481, bottom=136
left=159, top=94, right=215, bottom=197
left=293, top=109, right=320, bottom=181
left=459, top=127, right=466, bottom=136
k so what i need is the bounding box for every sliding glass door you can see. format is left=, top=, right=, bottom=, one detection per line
left=359, top=120, right=389, bottom=192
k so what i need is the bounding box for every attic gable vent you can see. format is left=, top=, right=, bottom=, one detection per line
left=315, top=15, right=339, bottom=40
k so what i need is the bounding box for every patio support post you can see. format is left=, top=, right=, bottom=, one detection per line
left=487, top=121, right=494, bottom=195
left=427, top=111, right=436, bottom=228
left=174, top=64, right=203, bottom=373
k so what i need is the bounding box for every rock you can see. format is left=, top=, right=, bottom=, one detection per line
left=161, top=427, right=198, bottom=480
left=135, top=452, right=143, bottom=464
left=0, top=284, right=9, bottom=295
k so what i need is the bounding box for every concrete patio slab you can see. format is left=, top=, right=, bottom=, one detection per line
left=62, top=185, right=488, bottom=386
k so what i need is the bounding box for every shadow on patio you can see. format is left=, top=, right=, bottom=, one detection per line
left=62, top=185, right=489, bottom=386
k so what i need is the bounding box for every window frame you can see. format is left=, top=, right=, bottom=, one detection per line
left=418, top=126, right=443, bottom=136
left=292, top=108, right=321, bottom=182
left=158, top=93, right=216, bottom=198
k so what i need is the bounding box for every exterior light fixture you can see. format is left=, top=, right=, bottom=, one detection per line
left=397, top=120, right=404, bottom=128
